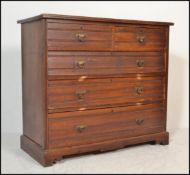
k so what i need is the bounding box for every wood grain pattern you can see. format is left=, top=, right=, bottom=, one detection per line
left=48, top=51, right=165, bottom=77
left=21, top=19, right=46, bottom=147
left=21, top=131, right=169, bottom=166
left=48, top=72, right=165, bottom=80
left=47, top=20, right=112, bottom=31
left=114, top=26, right=165, bottom=51
left=163, top=26, right=170, bottom=130
left=48, top=77, right=164, bottom=112
left=48, top=103, right=165, bottom=148
left=47, top=21, right=166, bottom=51
left=18, top=14, right=173, bottom=166
left=47, top=22, right=112, bottom=51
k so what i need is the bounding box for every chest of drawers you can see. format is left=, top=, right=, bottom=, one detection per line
left=18, top=14, right=173, bottom=166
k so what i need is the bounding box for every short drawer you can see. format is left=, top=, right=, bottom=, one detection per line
left=114, top=26, right=166, bottom=51
left=47, top=21, right=112, bottom=51
left=48, top=76, right=165, bottom=113
left=48, top=103, right=165, bottom=148
left=48, top=52, right=165, bottom=79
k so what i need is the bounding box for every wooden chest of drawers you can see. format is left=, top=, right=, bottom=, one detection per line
left=18, top=14, right=174, bottom=166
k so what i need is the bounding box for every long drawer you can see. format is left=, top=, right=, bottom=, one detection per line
left=48, top=76, right=165, bottom=113
left=48, top=52, right=165, bottom=79
left=48, top=103, right=165, bottom=148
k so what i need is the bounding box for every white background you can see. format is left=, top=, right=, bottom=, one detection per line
left=2, top=1, right=189, bottom=134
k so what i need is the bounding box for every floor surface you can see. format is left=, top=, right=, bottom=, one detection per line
left=1, top=129, right=189, bottom=174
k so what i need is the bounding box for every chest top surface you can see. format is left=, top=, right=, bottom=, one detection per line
left=17, top=13, right=174, bottom=26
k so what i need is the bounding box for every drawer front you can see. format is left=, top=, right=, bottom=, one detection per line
left=48, top=103, right=165, bottom=148
left=47, top=21, right=112, bottom=51
left=114, top=26, right=166, bottom=51
left=48, top=52, right=165, bottom=79
left=48, top=76, right=164, bottom=112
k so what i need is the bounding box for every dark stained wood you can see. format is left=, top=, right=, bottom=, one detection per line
left=163, top=26, right=170, bottom=130
left=46, top=132, right=169, bottom=158
left=48, top=51, right=165, bottom=77
left=48, top=51, right=165, bottom=69
left=47, top=77, right=165, bottom=112
left=19, top=14, right=173, bottom=167
left=48, top=72, right=165, bottom=81
left=48, top=103, right=165, bottom=148
left=46, top=21, right=167, bottom=51
left=20, top=135, right=52, bottom=166
left=21, top=131, right=169, bottom=167
left=17, top=13, right=174, bottom=26
left=113, top=26, right=166, bottom=51
left=47, top=20, right=112, bottom=31
left=21, top=19, right=46, bottom=148
left=47, top=21, right=112, bottom=51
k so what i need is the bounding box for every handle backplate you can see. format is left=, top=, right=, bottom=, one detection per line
left=135, top=86, right=144, bottom=94
left=75, top=60, right=86, bottom=68
left=136, top=60, right=145, bottom=67
left=76, top=125, right=87, bottom=132
left=136, top=119, right=144, bottom=125
left=76, top=33, right=86, bottom=42
left=76, top=90, right=87, bottom=100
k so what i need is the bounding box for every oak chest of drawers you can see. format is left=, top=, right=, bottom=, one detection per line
left=18, top=14, right=174, bottom=166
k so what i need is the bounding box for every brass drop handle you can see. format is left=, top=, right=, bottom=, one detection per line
left=136, top=119, right=144, bottom=125
left=76, top=90, right=87, bottom=100
left=137, top=35, right=145, bottom=44
left=76, top=60, right=86, bottom=68
left=136, top=60, right=145, bottom=67
left=76, top=125, right=87, bottom=132
left=76, top=33, right=86, bottom=42
left=135, top=86, right=144, bottom=94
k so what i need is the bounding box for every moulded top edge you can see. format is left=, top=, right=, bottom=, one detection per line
left=17, top=13, right=174, bottom=26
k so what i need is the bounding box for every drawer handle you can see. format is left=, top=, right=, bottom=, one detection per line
left=136, top=60, right=144, bottom=67
left=76, top=60, right=86, bottom=68
left=76, top=90, right=87, bottom=100
left=76, top=125, right=87, bottom=132
left=135, top=86, right=144, bottom=94
left=136, top=119, right=144, bottom=125
left=137, top=36, right=146, bottom=44
left=76, top=33, right=86, bottom=42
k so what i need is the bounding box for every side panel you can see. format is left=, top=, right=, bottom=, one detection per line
left=164, top=26, right=170, bottom=130
left=21, top=19, right=46, bottom=147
